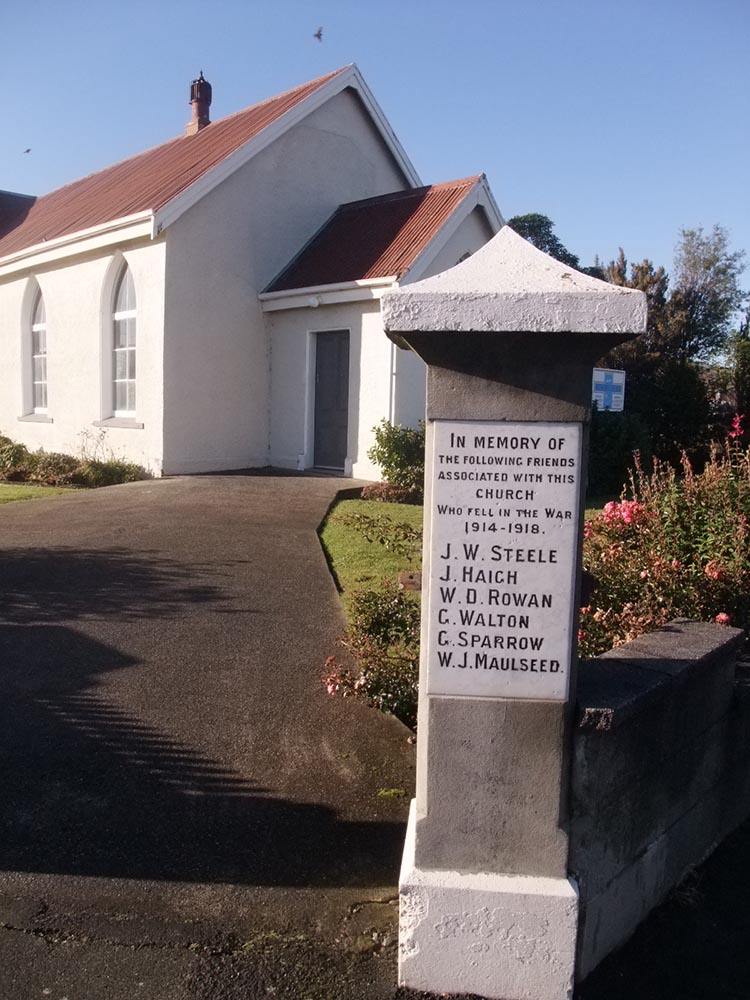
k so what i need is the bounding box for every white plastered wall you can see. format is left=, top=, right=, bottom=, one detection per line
left=161, top=88, right=410, bottom=474
left=268, top=299, right=391, bottom=480
left=0, top=240, right=166, bottom=474
left=266, top=206, right=498, bottom=480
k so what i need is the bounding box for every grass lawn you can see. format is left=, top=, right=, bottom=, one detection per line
left=319, top=499, right=423, bottom=612
left=0, top=483, right=73, bottom=505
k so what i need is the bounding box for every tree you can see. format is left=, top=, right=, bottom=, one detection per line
left=731, top=306, right=750, bottom=418
left=506, top=213, right=580, bottom=269
left=638, top=361, right=712, bottom=466
left=586, top=224, right=746, bottom=475
left=666, top=225, right=747, bottom=362
left=601, top=250, right=670, bottom=375
left=598, top=247, right=718, bottom=466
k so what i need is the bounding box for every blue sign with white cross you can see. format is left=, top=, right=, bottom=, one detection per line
left=592, top=368, right=626, bottom=411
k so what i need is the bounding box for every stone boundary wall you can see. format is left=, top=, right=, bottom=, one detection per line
left=571, top=619, right=749, bottom=980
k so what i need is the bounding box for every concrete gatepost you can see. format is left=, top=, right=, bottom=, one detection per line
left=381, top=227, right=646, bottom=999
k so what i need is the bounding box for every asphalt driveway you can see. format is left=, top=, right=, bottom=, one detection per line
left=4, top=475, right=748, bottom=1000
left=0, top=474, right=417, bottom=994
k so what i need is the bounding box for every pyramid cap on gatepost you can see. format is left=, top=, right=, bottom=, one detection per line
left=382, top=226, right=647, bottom=339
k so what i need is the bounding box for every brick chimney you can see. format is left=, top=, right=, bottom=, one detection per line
left=185, top=71, right=212, bottom=136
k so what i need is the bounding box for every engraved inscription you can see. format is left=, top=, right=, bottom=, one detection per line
left=426, top=420, right=581, bottom=700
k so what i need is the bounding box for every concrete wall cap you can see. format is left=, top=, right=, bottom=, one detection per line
left=576, top=619, right=745, bottom=731
left=383, top=225, right=647, bottom=335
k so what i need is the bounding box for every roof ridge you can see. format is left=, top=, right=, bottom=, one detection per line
left=336, top=175, right=480, bottom=212
left=428, top=175, right=482, bottom=189
left=215, top=66, right=350, bottom=124
left=29, top=67, right=352, bottom=203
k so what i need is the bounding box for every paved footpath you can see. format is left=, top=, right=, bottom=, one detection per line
left=1, top=474, right=748, bottom=999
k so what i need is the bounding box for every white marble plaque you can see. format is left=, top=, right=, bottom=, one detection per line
left=425, top=420, right=582, bottom=701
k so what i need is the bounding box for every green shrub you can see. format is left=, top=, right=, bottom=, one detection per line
left=349, top=582, right=421, bottom=648
left=0, top=441, right=31, bottom=472
left=587, top=407, right=651, bottom=496
left=3, top=466, right=34, bottom=482
left=367, top=419, right=425, bottom=499
left=323, top=581, right=420, bottom=728
left=644, top=361, right=713, bottom=466
left=29, top=451, right=80, bottom=486
left=734, top=337, right=750, bottom=418
left=0, top=431, right=150, bottom=489
left=624, top=362, right=713, bottom=468
left=360, top=481, right=421, bottom=504
left=73, top=459, right=149, bottom=488
left=323, top=638, right=419, bottom=728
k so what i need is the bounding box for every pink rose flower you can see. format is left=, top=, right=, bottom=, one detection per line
left=705, top=561, right=725, bottom=581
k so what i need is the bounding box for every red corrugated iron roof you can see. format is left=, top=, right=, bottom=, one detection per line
left=266, top=177, right=481, bottom=291
left=0, top=68, right=347, bottom=260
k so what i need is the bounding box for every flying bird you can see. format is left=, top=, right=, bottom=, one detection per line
left=23, top=148, right=31, bottom=154
left=313, top=26, right=323, bottom=41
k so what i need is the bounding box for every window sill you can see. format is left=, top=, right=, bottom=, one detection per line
left=93, top=417, right=144, bottom=430
left=18, top=413, right=54, bottom=424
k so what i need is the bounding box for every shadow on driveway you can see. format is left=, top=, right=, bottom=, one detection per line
left=0, top=546, right=227, bottom=623
left=0, top=545, right=406, bottom=889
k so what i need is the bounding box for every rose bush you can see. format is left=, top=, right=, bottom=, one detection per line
left=580, top=442, right=750, bottom=657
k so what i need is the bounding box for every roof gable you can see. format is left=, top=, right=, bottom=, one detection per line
left=0, top=66, right=420, bottom=266
left=266, top=177, right=485, bottom=291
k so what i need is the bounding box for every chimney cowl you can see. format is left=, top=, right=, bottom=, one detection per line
left=190, top=71, right=212, bottom=107
left=185, top=71, right=212, bottom=136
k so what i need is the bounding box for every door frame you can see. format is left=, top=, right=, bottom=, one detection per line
left=305, top=327, right=352, bottom=474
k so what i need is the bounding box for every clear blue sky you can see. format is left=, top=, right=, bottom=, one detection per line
left=3, top=0, right=748, bottom=285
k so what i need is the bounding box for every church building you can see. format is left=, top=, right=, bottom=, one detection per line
left=0, top=66, right=502, bottom=477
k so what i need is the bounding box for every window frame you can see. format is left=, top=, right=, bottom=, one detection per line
left=112, top=266, right=137, bottom=418
left=30, top=289, right=48, bottom=414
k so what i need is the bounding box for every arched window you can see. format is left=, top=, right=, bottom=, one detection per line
left=112, top=265, right=136, bottom=415
left=31, top=290, right=48, bottom=412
